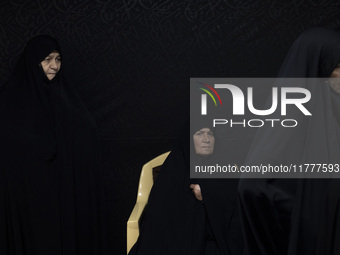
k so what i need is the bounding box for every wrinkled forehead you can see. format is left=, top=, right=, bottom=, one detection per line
left=195, top=128, right=213, bottom=133
left=24, top=35, right=60, bottom=63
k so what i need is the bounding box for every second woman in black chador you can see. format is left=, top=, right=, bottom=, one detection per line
left=129, top=119, right=243, bottom=255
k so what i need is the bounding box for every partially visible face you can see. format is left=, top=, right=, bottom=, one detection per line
left=40, top=50, right=61, bottom=80
left=329, top=63, right=340, bottom=93
left=193, top=128, right=215, bottom=156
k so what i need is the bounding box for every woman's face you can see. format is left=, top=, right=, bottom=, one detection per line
left=193, top=128, right=215, bottom=156
left=329, top=63, right=340, bottom=93
left=40, top=50, right=61, bottom=80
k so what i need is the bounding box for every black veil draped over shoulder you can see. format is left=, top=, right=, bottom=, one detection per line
left=0, top=35, right=107, bottom=255
left=238, top=27, right=340, bottom=255
left=129, top=120, right=243, bottom=255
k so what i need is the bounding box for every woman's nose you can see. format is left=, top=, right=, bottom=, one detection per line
left=202, top=134, right=210, bottom=142
left=50, top=60, right=58, bottom=69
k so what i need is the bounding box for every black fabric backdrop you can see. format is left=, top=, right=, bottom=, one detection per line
left=1, top=0, right=340, bottom=254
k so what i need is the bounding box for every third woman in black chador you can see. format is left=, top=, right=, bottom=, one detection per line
left=238, top=27, right=340, bottom=255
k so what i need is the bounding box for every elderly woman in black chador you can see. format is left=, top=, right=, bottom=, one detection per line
left=129, top=120, right=243, bottom=255
left=238, top=27, right=340, bottom=255
left=0, top=35, right=108, bottom=255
